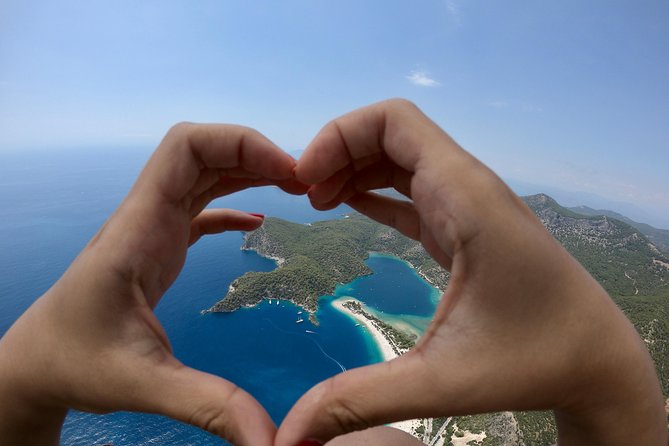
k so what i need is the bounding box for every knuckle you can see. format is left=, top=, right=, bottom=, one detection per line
left=167, top=121, right=194, bottom=138
left=384, top=97, right=419, bottom=113
left=327, top=398, right=371, bottom=433
left=187, top=386, right=244, bottom=443
left=323, top=378, right=371, bottom=434
left=191, top=404, right=235, bottom=442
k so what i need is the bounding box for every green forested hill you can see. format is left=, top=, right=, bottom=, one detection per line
left=445, top=194, right=669, bottom=445
left=525, top=194, right=669, bottom=299
left=207, top=214, right=448, bottom=319
left=569, top=204, right=669, bottom=255
left=209, top=193, right=669, bottom=445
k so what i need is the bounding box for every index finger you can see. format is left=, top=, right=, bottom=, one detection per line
left=137, top=123, right=297, bottom=205
left=295, top=99, right=458, bottom=185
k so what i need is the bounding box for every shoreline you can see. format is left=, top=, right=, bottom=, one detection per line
left=330, top=297, right=425, bottom=437
left=330, top=298, right=398, bottom=362
left=242, top=246, right=286, bottom=267
left=367, top=251, right=444, bottom=296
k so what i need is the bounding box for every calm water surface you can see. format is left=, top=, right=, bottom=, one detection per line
left=0, top=148, right=439, bottom=445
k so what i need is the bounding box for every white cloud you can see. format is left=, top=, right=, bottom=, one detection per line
left=407, top=71, right=440, bottom=87
left=487, top=100, right=543, bottom=113
left=521, top=104, right=543, bottom=113
left=444, top=0, right=463, bottom=27
left=446, top=1, right=460, bottom=20
left=488, top=101, right=510, bottom=109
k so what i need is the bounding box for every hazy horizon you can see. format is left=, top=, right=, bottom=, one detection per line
left=1, top=1, right=667, bottom=225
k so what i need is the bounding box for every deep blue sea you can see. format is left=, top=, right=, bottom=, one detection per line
left=0, top=147, right=439, bottom=445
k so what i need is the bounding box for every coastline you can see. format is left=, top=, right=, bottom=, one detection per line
left=242, top=246, right=285, bottom=267
left=367, top=251, right=444, bottom=299
left=330, top=297, right=425, bottom=438
left=330, top=298, right=398, bottom=362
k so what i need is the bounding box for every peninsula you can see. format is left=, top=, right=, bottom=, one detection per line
left=207, top=213, right=449, bottom=322
left=204, top=195, right=669, bottom=446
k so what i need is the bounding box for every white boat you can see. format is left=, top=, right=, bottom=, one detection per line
left=276, top=300, right=279, bottom=305
left=354, top=323, right=361, bottom=327
left=305, top=330, right=316, bottom=334
left=269, top=299, right=272, bottom=304
left=296, top=318, right=304, bottom=324
left=297, top=311, right=303, bottom=315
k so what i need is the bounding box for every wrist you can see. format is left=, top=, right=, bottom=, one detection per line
left=0, top=389, right=67, bottom=446
left=0, top=304, right=69, bottom=445
left=554, top=286, right=667, bottom=445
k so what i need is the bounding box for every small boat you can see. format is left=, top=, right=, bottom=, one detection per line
left=296, top=318, right=304, bottom=324
left=305, top=330, right=316, bottom=334
left=297, top=311, right=303, bottom=315
left=269, top=299, right=272, bottom=304
left=276, top=300, right=279, bottom=305
left=354, top=323, right=361, bottom=327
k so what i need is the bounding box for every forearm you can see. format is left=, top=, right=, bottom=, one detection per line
left=553, top=284, right=667, bottom=445
left=0, top=395, right=66, bottom=446
left=0, top=303, right=68, bottom=445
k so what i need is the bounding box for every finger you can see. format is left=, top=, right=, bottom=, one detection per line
left=274, top=177, right=310, bottom=195
left=308, top=177, right=358, bottom=211
left=189, top=178, right=272, bottom=217
left=138, top=123, right=296, bottom=206
left=189, top=177, right=308, bottom=217
left=345, top=192, right=421, bottom=240
left=275, top=356, right=438, bottom=446
left=97, top=124, right=296, bottom=299
left=352, top=162, right=413, bottom=199
left=295, top=99, right=455, bottom=186
left=307, top=157, right=413, bottom=205
left=189, top=209, right=264, bottom=246
left=146, top=364, right=276, bottom=446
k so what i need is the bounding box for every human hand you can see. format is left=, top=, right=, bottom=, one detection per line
left=277, top=100, right=667, bottom=445
left=0, top=124, right=306, bottom=446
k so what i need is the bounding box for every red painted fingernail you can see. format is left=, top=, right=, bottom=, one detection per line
left=248, top=213, right=265, bottom=219
left=297, top=440, right=323, bottom=446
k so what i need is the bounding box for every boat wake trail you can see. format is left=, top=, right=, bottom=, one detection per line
left=310, top=338, right=346, bottom=373
left=263, top=318, right=346, bottom=373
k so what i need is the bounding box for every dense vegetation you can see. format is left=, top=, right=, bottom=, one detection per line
left=209, top=193, right=668, bottom=445
left=208, top=215, right=449, bottom=318
left=342, top=299, right=417, bottom=353
left=570, top=204, right=669, bottom=254
left=414, top=194, right=669, bottom=445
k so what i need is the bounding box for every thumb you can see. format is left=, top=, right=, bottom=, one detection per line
left=140, top=363, right=276, bottom=446
left=275, top=355, right=436, bottom=446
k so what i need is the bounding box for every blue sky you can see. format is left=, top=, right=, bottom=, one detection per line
left=1, top=0, right=668, bottom=226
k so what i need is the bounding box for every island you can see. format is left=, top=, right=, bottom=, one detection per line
left=206, top=213, right=449, bottom=323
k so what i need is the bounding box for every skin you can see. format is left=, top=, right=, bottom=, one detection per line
left=0, top=101, right=665, bottom=446
left=0, top=123, right=307, bottom=446
left=278, top=99, right=667, bottom=446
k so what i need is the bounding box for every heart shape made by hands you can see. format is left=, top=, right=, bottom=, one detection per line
left=2, top=100, right=662, bottom=446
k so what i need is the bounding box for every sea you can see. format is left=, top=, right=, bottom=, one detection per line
left=0, top=147, right=439, bottom=446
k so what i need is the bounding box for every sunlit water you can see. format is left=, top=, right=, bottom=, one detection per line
left=0, top=148, right=439, bottom=445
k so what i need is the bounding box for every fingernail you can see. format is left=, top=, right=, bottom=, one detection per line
left=248, top=213, right=265, bottom=219
left=297, top=440, right=323, bottom=446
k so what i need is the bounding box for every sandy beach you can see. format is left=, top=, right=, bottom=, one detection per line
left=330, top=298, right=398, bottom=362
left=331, top=298, right=427, bottom=438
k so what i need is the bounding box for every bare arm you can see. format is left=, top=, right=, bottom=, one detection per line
left=0, top=123, right=306, bottom=446
left=276, top=99, right=667, bottom=446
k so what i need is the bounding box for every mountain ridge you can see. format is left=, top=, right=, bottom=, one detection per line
left=208, top=192, right=668, bottom=445
left=568, top=204, right=669, bottom=254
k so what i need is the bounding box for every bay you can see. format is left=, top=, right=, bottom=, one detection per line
left=0, top=148, right=439, bottom=445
